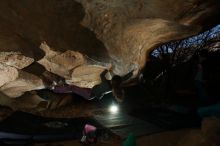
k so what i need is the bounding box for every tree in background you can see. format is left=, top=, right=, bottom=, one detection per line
left=143, top=24, right=220, bottom=104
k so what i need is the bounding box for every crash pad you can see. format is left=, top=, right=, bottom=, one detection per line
left=0, top=111, right=102, bottom=143
left=93, top=107, right=201, bottom=139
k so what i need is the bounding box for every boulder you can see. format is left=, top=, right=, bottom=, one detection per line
left=0, top=52, right=34, bottom=69
left=0, top=70, right=44, bottom=98
left=0, top=63, right=18, bottom=87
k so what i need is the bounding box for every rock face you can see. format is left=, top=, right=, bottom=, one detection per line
left=38, top=42, right=108, bottom=88
left=0, top=70, right=44, bottom=98
left=0, top=52, right=39, bottom=98
left=0, top=63, right=18, bottom=87
left=79, top=0, right=220, bottom=75
left=0, top=52, right=34, bottom=69
left=38, top=42, right=86, bottom=79
left=0, top=52, right=33, bottom=87
left=0, top=0, right=219, bottom=98
left=68, top=65, right=107, bottom=88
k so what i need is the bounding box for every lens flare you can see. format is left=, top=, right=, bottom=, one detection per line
left=109, top=104, right=119, bottom=114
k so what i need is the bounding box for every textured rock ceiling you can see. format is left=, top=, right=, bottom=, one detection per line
left=0, top=0, right=219, bottom=98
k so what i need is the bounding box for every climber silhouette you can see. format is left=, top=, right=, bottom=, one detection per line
left=91, top=68, right=134, bottom=102
left=51, top=69, right=134, bottom=102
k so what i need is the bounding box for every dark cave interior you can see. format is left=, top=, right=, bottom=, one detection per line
left=0, top=1, right=220, bottom=146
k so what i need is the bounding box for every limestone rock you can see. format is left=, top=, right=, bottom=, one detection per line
left=0, top=52, right=34, bottom=69
left=0, top=0, right=218, bottom=97
left=38, top=42, right=86, bottom=79
left=66, top=65, right=106, bottom=88
left=0, top=51, right=34, bottom=89
left=39, top=42, right=58, bottom=59
left=79, top=0, right=220, bottom=76
left=0, top=63, right=18, bottom=87
left=39, top=42, right=109, bottom=88
left=0, top=70, right=44, bottom=98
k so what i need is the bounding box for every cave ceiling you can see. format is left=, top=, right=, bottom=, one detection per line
left=0, top=0, right=219, bottom=98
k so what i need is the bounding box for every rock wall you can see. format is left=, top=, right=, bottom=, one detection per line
left=0, top=0, right=219, bottom=98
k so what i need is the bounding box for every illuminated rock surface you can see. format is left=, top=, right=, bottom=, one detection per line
left=0, top=0, right=219, bottom=98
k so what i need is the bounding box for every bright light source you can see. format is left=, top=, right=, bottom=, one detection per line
left=109, top=104, right=119, bottom=114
